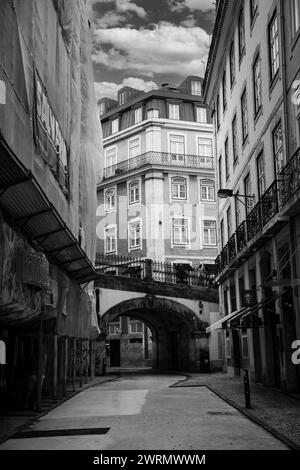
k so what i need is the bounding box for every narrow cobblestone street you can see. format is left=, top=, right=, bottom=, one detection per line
left=0, top=373, right=292, bottom=450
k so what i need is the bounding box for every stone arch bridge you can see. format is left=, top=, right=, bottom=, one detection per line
left=93, top=256, right=219, bottom=371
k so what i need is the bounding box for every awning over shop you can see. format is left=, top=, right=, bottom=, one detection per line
left=0, top=134, right=97, bottom=284
left=206, top=307, right=250, bottom=333
left=206, top=290, right=288, bottom=333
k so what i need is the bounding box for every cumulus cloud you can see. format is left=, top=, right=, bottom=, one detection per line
left=95, top=11, right=128, bottom=28
left=94, top=77, right=158, bottom=101
left=168, top=0, right=214, bottom=12
left=93, top=22, right=210, bottom=77
left=180, top=14, right=197, bottom=27
left=93, top=0, right=147, bottom=19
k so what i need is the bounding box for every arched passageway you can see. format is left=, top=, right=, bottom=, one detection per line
left=100, top=295, right=209, bottom=371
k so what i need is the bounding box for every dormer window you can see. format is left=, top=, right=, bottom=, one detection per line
left=119, top=92, right=126, bottom=105
left=191, top=80, right=202, bottom=95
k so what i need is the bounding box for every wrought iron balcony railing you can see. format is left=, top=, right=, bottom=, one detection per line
left=215, top=148, right=300, bottom=277
left=103, top=151, right=214, bottom=179
left=246, top=202, right=262, bottom=241
left=95, top=253, right=218, bottom=288
left=236, top=220, right=247, bottom=252
left=228, top=233, right=237, bottom=263
left=261, top=180, right=279, bottom=226
left=278, top=147, right=300, bottom=207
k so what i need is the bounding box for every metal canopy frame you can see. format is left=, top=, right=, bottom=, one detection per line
left=228, top=290, right=288, bottom=329
left=0, top=134, right=97, bottom=284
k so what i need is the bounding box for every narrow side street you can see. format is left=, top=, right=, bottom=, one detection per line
left=0, top=373, right=289, bottom=450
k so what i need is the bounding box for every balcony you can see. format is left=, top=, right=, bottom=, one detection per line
left=278, top=147, right=300, bottom=211
left=215, top=148, right=300, bottom=280
left=103, top=151, right=214, bottom=179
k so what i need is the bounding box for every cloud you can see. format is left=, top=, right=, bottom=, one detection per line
left=93, top=0, right=147, bottom=19
left=168, top=0, right=215, bottom=12
left=94, top=77, right=158, bottom=101
left=117, top=0, right=147, bottom=18
left=180, top=14, right=197, bottom=27
left=95, top=10, right=128, bottom=28
left=93, top=22, right=210, bottom=77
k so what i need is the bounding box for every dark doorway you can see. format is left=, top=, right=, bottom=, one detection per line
left=170, top=332, right=179, bottom=369
left=232, top=329, right=241, bottom=375
left=109, top=339, right=120, bottom=367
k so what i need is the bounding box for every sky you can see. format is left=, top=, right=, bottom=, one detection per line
left=91, top=0, right=216, bottom=101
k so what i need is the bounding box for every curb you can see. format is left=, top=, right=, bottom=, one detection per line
left=0, top=375, right=119, bottom=446
left=205, top=385, right=300, bottom=451
left=171, top=378, right=300, bottom=451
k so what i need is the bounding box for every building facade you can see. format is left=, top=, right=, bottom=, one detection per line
left=96, top=76, right=219, bottom=369
left=106, top=316, right=152, bottom=369
left=0, top=0, right=102, bottom=409
left=205, top=0, right=300, bottom=392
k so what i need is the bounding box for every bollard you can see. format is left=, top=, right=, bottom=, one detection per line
left=243, top=369, right=251, bottom=408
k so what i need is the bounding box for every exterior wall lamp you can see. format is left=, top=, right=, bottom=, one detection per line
left=217, top=189, right=255, bottom=207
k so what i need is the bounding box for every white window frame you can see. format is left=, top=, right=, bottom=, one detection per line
left=111, top=118, right=119, bottom=134
left=202, top=219, right=217, bottom=246
left=191, top=80, right=202, bottom=96
left=109, top=322, right=121, bottom=335
left=104, top=224, right=117, bottom=254
left=168, top=133, right=186, bottom=163
left=129, top=321, right=143, bottom=334
left=269, top=12, right=280, bottom=82
left=171, top=217, right=190, bottom=247
left=199, top=178, right=215, bottom=202
left=104, top=186, right=117, bottom=212
left=99, top=102, right=105, bottom=116
left=128, top=217, right=142, bottom=251
left=119, top=92, right=126, bottom=105
left=196, top=107, right=207, bottom=123
left=147, top=109, right=159, bottom=119
left=128, top=135, right=141, bottom=160
left=168, top=103, right=180, bottom=120
left=105, top=146, right=117, bottom=176
left=197, top=136, right=213, bottom=167
left=170, top=176, right=187, bottom=201
left=128, top=179, right=141, bottom=206
left=134, top=107, right=142, bottom=124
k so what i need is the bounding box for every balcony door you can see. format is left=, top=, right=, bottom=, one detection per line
left=170, top=134, right=185, bottom=164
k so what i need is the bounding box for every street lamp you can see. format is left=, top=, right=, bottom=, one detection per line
left=217, top=188, right=255, bottom=207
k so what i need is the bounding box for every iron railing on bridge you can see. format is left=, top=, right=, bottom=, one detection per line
left=95, top=253, right=218, bottom=288
left=103, top=151, right=214, bottom=179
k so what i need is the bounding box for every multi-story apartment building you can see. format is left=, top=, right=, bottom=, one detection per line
left=0, top=0, right=101, bottom=409
left=96, top=76, right=218, bottom=367
left=205, top=0, right=300, bottom=392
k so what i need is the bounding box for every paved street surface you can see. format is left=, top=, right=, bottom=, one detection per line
left=0, top=373, right=288, bottom=450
